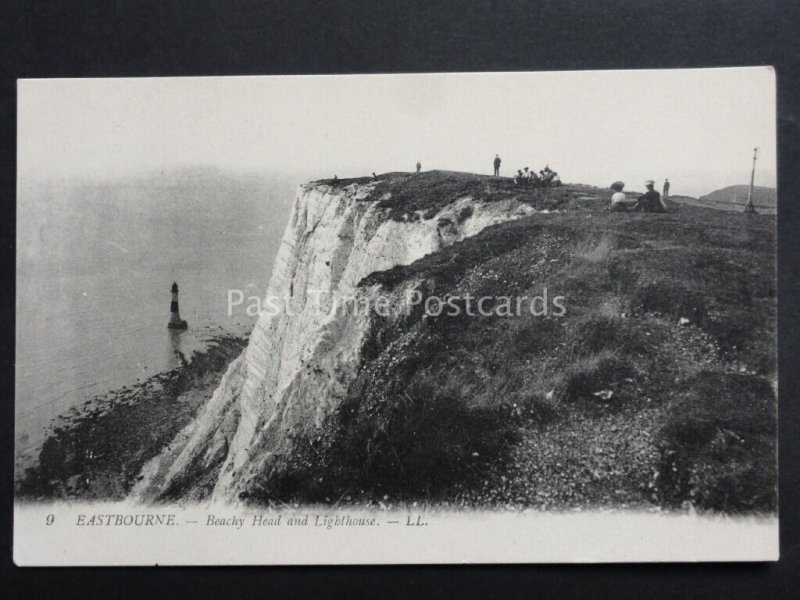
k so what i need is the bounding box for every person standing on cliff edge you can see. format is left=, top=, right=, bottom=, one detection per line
left=663, top=178, right=670, bottom=199
left=416, top=160, right=421, bottom=173
left=493, top=154, right=501, bottom=176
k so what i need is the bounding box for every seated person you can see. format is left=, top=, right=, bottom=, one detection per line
left=610, top=181, right=628, bottom=211
left=632, top=180, right=666, bottom=213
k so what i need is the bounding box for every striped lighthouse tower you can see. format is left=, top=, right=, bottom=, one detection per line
left=167, top=281, right=188, bottom=329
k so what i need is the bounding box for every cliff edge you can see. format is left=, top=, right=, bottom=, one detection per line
left=136, top=171, right=776, bottom=514
left=136, top=171, right=565, bottom=502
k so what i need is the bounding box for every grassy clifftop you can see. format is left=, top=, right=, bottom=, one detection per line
left=255, top=172, right=777, bottom=514
left=316, top=170, right=576, bottom=219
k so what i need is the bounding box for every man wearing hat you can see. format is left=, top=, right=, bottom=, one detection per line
left=633, top=180, right=666, bottom=213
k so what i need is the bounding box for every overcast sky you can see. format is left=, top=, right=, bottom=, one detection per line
left=18, top=68, right=776, bottom=198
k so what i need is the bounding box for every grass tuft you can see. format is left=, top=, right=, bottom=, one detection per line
left=655, top=371, right=777, bottom=513
left=558, top=351, right=635, bottom=404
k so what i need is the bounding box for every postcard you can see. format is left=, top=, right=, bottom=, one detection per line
left=14, top=68, right=778, bottom=564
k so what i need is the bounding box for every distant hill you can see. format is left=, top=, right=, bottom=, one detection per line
left=699, top=185, right=777, bottom=211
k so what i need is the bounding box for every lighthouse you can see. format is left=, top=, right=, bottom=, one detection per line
left=168, top=282, right=188, bottom=330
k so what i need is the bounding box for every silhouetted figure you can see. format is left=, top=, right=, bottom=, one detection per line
left=493, top=154, right=501, bottom=177
left=372, top=172, right=377, bottom=180
left=416, top=160, right=421, bottom=173
left=539, top=165, right=556, bottom=186
left=632, top=180, right=666, bottom=213
left=663, top=178, right=670, bottom=199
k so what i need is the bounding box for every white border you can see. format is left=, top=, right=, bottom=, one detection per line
left=14, top=503, right=778, bottom=565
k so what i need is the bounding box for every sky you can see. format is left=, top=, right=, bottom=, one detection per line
left=18, top=68, right=776, bottom=198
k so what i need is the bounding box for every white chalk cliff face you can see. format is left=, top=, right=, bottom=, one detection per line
left=142, top=180, right=535, bottom=502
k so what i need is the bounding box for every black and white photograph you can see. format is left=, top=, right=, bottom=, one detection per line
left=13, top=68, right=778, bottom=564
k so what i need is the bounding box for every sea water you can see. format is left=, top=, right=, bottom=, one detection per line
left=15, top=172, right=297, bottom=474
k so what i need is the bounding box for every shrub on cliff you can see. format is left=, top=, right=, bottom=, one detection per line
left=351, top=377, right=515, bottom=497
left=368, top=170, right=572, bottom=221
left=258, top=373, right=516, bottom=504
left=557, top=351, right=635, bottom=404
left=631, top=280, right=708, bottom=325
left=655, top=371, right=777, bottom=513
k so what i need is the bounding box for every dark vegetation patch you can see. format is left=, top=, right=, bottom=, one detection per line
left=558, top=351, right=635, bottom=403
left=565, top=313, right=649, bottom=357
left=358, top=170, right=573, bottom=221
left=255, top=369, right=517, bottom=504
left=655, top=371, right=777, bottom=513
left=313, top=176, right=373, bottom=188
left=631, top=281, right=709, bottom=325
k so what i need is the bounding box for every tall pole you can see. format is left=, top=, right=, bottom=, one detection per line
left=743, top=147, right=758, bottom=214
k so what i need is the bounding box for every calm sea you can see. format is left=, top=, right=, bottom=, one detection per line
left=15, top=170, right=297, bottom=472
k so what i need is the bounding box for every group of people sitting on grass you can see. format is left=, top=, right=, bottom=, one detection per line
left=513, top=164, right=562, bottom=188
left=610, top=180, right=668, bottom=213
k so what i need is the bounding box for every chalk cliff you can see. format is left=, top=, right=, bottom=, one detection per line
left=132, top=171, right=777, bottom=515
left=140, top=174, right=537, bottom=502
